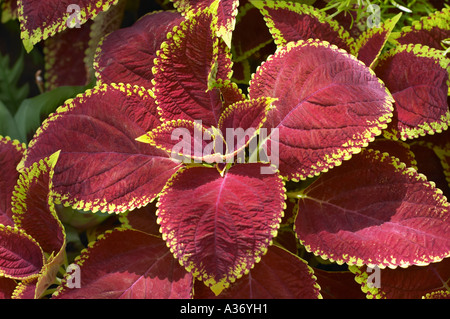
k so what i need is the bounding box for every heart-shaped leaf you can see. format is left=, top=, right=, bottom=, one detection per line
left=374, top=44, right=450, bottom=140
left=157, top=163, right=285, bottom=295
left=295, top=149, right=450, bottom=269
left=249, top=39, right=394, bottom=180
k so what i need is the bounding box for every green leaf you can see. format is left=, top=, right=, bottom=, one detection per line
left=0, top=51, right=29, bottom=114
left=13, top=84, right=90, bottom=143
left=0, top=100, right=21, bottom=141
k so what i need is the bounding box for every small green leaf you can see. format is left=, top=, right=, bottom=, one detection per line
left=0, top=100, right=21, bottom=141
left=0, top=51, right=29, bottom=114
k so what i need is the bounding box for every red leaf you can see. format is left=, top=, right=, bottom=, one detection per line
left=351, top=13, right=401, bottom=68
left=18, top=0, right=119, bottom=52
left=194, top=245, right=321, bottom=299
left=295, top=149, right=450, bottom=268
left=374, top=44, right=450, bottom=140
left=12, top=151, right=64, bottom=255
left=157, top=163, right=285, bottom=294
left=11, top=153, right=67, bottom=299
left=137, top=119, right=217, bottom=163
left=53, top=228, right=193, bottom=299
left=249, top=39, right=394, bottom=180
left=0, top=225, right=44, bottom=280
left=391, top=8, right=450, bottom=50
left=351, top=258, right=450, bottom=299
left=21, top=83, right=182, bottom=213
left=11, top=279, right=37, bottom=299
left=171, top=0, right=239, bottom=47
left=251, top=0, right=352, bottom=52
left=0, top=137, right=25, bottom=226
left=218, top=97, right=275, bottom=158
left=94, top=11, right=184, bottom=88
left=153, top=7, right=232, bottom=128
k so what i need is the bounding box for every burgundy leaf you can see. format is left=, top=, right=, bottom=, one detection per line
left=0, top=137, right=25, bottom=226
left=375, top=44, right=450, bottom=140
left=0, top=225, right=44, bottom=280
left=369, top=139, right=417, bottom=168
left=194, top=245, right=321, bottom=299
left=249, top=39, right=394, bottom=180
left=295, top=149, right=450, bottom=269
left=350, top=258, right=450, bottom=299
left=218, top=97, right=275, bottom=158
left=313, top=268, right=365, bottom=299
left=94, top=11, right=184, bottom=88
left=21, top=83, right=182, bottom=213
left=119, top=201, right=160, bottom=237
left=351, top=13, right=401, bottom=68
left=136, top=119, right=218, bottom=163
left=251, top=0, right=353, bottom=52
left=391, top=8, right=450, bottom=50
left=231, top=0, right=273, bottom=62
left=18, top=0, right=120, bottom=52
left=157, top=163, right=285, bottom=294
left=153, top=7, right=232, bottom=128
left=53, top=228, right=193, bottom=299
left=170, top=0, right=239, bottom=47
left=12, top=151, right=64, bottom=256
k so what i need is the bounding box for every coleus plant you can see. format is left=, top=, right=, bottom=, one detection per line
left=0, top=0, right=450, bottom=299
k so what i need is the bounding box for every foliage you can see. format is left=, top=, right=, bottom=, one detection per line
left=0, top=0, right=449, bottom=299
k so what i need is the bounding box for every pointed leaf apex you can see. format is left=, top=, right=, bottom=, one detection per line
left=48, top=150, right=61, bottom=168
left=210, top=281, right=226, bottom=296
left=135, top=133, right=152, bottom=144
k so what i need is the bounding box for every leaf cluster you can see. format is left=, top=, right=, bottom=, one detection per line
left=0, top=0, right=449, bottom=300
